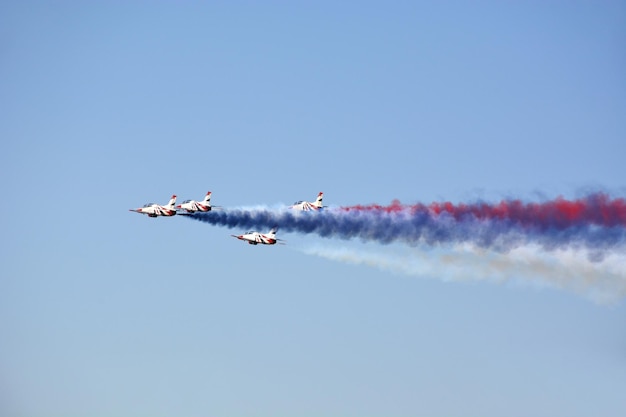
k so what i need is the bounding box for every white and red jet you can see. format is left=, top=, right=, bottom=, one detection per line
left=231, top=228, right=284, bottom=245
left=290, top=192, right=325, bottom=211
left=129, top=195, right=177, bottom=217
left=176, top=191, right=214, bottom=213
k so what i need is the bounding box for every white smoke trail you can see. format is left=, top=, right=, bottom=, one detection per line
left=299, top=243, right=626, bottom=304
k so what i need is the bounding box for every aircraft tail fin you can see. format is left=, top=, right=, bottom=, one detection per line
left=166, top=194, right=177, bottom=208
left=313, top=192, right=324, bottom=208
left=203, top=191, right=212, bottom=204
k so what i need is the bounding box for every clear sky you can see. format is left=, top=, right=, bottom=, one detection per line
left=1, top=1, right=625, bottom=416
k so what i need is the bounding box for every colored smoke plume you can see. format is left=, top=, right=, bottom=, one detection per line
left=185, top=193, right=626, bottom=253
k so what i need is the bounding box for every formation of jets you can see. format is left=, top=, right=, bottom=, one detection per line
left=130, top=192, right=326, bottom=246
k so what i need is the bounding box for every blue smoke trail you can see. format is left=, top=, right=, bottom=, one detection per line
left=184, top=204, right=626, bottom=254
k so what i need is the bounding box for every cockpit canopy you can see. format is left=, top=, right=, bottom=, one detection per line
left=293, top=201, right=304, bottom=205
left=181, top=200, right=193, bottom=204
left=143, top=203, right=157, bottom=207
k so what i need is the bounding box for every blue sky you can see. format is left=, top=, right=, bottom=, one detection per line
left=1, top=1, right=625, bottom=416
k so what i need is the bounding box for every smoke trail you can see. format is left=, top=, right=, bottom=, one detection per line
left=343, top=193, right=626, bottom=228
left=299, top=244, right=626, bottom=303
left=184, top=193, right=626, bottom=253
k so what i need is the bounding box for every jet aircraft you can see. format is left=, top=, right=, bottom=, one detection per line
left=176, top=191, right=216, bottom=213
left=290, top=192, right=325, bottom=211
left=129, top=195, right=177, bottom=217
left=231, top=228, right=284, bottom=245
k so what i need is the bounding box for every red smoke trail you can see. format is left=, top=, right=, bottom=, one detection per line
left=341, top=193, right=626, bottom=230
